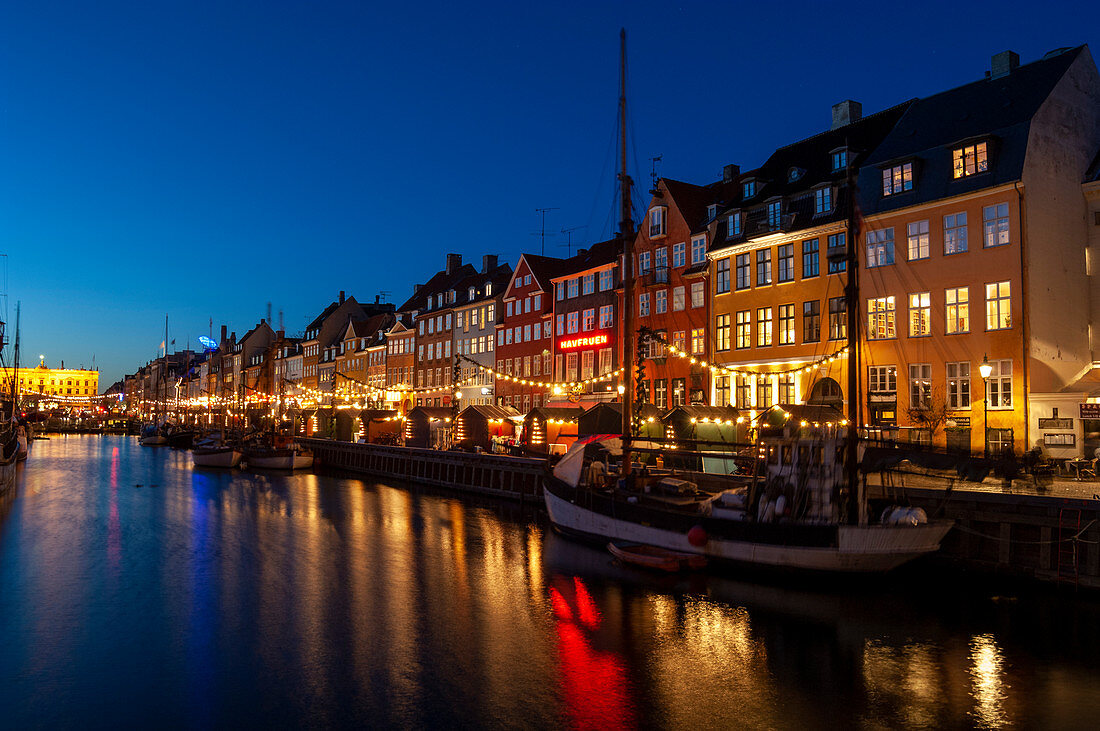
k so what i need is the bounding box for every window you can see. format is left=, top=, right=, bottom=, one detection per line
left=736, top=310, right=751, bottom=349
left=599, top=269, right=613, bottom=291
left=947, top=362, right=970, bottom=409
left=802, top=239, right=819, bottom=278
left=988, top=428, right=1014, bottom=453
left=756, top=376, right=773, bottom=408
left=827, top=233, right=847, bottom=273
left=908, top=292, right=931, bottom=337
left=672, top=331, right=686, bottom=351
left=944, top=213, right=968, bottom=254
left=803, top=301, right=820, bottom=343
left=649, top=206, right=667, bottom=236
left=985, top=281, right=1011, bottom=330
left=524, top=274, right=531, bottom=286
left=828, top=297, right=847, bottom=340
left=866, top=228, right=895, bottom=267
left=767, top=200, right=782, bottom=230
left=728, top=212, right=742, bottom=238
left=556, top=282, right=565, bottom=300
left=654, top=248, right=668, bottom=281
left=814, top=186, right=832, bottom=214
left=735, top=376, right=752, bottom=408
left=673, top=242, right=686, bottom=268
left=582, top=308, right=595, bottom=331
left=638, top=251, right=651, bottom=275
left=599, top=305, right=613, bottom=329
left=777, top=244, right=794, bottom=282
left=691, top=281, right=704, bottom=308
left=691, top=236, right=706, bottom=264
left=867, top=296, right=896, bottom=339
left=654, top=379, right=668, bottom=409
left=778, top=304, right=795, bottom=345
left=672, top=286, right=685, bottom=311
left=986, top=359, right=1012, bottom=408
left=756, top=249, right=772, bottom=286
left=534, top=293, right=541, bottom=310
left=639, top=293, right=650, bottom=317
left=556, top=314, right=564, bottom=336
left=598, top=348, right=612, bottom=374
left=946, top=287, right=969, bottom=334
left=778, top=374, right=795, bottom=405
left=582, top=273, right=595, bottom=295
left=567, top=278, right=579, bottom=298
left=735, top=253, right=750, bottom=290
left=714, top=375, right=731, bottom=407
left=715, top=314, right=731, bottom=351
left=742, top=181, right=756, bottom=198
left=907, top=220, right=930, bottom=260
left=868, top=365, right=897, bottom=395
left=671, top=378, right=686, bottom=407
left=655, top=289, right=667, bottom=314
left=716, top=258, right=731, bottom=294
left=909, top=364, right=932, bottom=409
left=831, top=149, right=848, bottom=171
left=882, top=163, right=913, bottom=196
left=691, top=328, right=705, bottom=354
left=952, top=141, right=988, bottom=178
left=582, top=350, right=594, bottom=380
left=756, top=307, right=773, bottom=347
left=983, top=204, right=1009, bottom=248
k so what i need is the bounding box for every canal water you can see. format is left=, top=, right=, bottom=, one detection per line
left=1, top=436, right=1099, bottom=729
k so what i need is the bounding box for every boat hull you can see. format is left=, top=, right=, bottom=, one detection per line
left=139, top=435, right=168, bottom=446
left=545, top=481, right=952, bottom=574
left=245, top=451, right=313, bottom=470
left=192, top=448, right=242, bottom=468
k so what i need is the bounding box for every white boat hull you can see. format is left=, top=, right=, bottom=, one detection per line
left=192, top=449, right=242, bottom=468
left=140, top=435, right=168, bottom=446
left=544, top=488, right=952, bottom=574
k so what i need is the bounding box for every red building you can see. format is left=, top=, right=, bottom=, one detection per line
left=495, top=254, right=564, bottom=412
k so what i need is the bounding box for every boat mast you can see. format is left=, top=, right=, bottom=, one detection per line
left=11, top=302, right=19, bottom=417
left=844, top=148, right=864, bottom=524
left=618, top=28, right=636, bottom=477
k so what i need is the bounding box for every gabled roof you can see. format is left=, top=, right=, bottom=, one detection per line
left=457, top=404, right=522, bottom=420
left=306, top=300, right=344, bottom=332
left=510, top=253, right=569, bottom=295
left=397, top=263, right=477, bottom=313
left=860, top=47, right=1085, bottom=214
left=552, top=237, right=621, bottom=280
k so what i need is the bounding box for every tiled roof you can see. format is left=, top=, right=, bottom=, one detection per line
left=397, top=263, right=477, bottom=313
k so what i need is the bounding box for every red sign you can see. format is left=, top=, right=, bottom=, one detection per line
left=558, top=333, right=610, bottom=351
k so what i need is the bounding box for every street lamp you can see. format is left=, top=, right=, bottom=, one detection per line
left=979, top=354, right=993, bottom=458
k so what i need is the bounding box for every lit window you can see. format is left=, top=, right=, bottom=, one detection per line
left=952, top=142, right=988, bottom=179
left=639, top=293, right=650, bottom=317
left=985, top=281, right=1011, bottom=330
left=829, top=298, right=847, bottom=340
left=909, top=364, right=932, bottom=409
left=672, top=286, right=685, bottom=311
left=986, top=359, right=1012, bottom=408
left=778, top=304, right=795, bottom=345
left=715, top=314, right=731, bottom=351
left=947, top=362, right=970, bottom=409
left=756, top=307, right=773, bottom=347
left=736, top=311, right=751, bottom=349
left=867, top=296, right=896, bottom=339
left=882, top=163, right=913, bottom=196
left=945, top=287, right=969, bottom=334
left=908, top=292, right=931, bottom=337
left=691, top=329, right=705, bottom=354
left=868, top=365, right=897, bottom=395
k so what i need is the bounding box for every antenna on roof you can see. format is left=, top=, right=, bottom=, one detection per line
left=532, top=207, right=560, bottom=255
left=650, top=155, right=663, bottom=193
left=379, top=290, right=391, bottom=303
left=560, top=225, right=587, bottom=257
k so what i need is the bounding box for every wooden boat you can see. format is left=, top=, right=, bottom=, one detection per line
left=608, top=542, right=707, bottom=572
left=192, top=446, right=242, bottom=468
left=244, top=446, right=313, bottom=470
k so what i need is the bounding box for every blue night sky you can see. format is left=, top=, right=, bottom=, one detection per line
left=1, top=0, right=1096, bottom=389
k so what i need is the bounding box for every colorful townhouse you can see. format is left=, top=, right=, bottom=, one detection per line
left=496, top=253, right=565, bottom=411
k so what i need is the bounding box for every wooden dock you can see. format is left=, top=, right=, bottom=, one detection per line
left=301, top=438, right=546, bottom=504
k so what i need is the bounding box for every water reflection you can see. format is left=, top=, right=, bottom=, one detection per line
left=0, top=436, right=1098, bottom=729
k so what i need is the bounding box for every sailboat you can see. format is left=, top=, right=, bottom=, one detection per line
left=0, top=304, right=23, bottom=489
left=542, top=31, right=952, bottom=574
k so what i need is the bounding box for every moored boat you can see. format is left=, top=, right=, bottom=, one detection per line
left=192, top=446, right=242, bottom=468
left=243, top=445, right=313, bottom=470
left=608, top=542, right=708, bottom=572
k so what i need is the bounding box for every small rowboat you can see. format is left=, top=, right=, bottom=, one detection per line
left=192, top=446, right=243, bottom=468
left=607, top=542, right=707, bottom=572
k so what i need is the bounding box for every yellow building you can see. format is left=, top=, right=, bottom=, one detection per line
left=1, top=362, right=100, bottom=399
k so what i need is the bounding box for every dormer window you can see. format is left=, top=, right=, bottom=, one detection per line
left=468, top=286, right=476, bottom=300
left=814, top=186, right=834, bottom=215
left=788, top=167, right=805, bottom=182
left=728, top=211, right=742, bottom=237
left=952, top=141, right=988, bottom=178
left=649, top=206, right=667, bottom=237
left=706, top=203, right=719, bottom=220
left=882, top=162, right=914, bottom=196
left=485, top=282, right=493, bottom=296
left=830, top=148, right=848, bottom=172
left=742, top=180, right=757, bottom=199
left=766, top=200, right=783, bottom=231
left=447, top=290, right=456, bottom=304
left=436, top=293, right=443, bottom=308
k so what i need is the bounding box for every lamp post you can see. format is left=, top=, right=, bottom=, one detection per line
left=979, top=354, right=993, bottom=458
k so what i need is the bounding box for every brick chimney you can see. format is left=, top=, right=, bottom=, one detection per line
left=339, top=290, right=345, bottom=304
left=723, top=164, right=740, bottom=183
left=831, top=100, right=862, bottom=130
left=482, top=254, right=498, bottom=273
left=446, top=253, right=462, bottom=275
left=221, top=325, right=227, bottom=343
left=991, top=50, right=1019, bottom=79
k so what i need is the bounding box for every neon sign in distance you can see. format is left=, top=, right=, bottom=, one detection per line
left=558, top=333, right=609, bottom=351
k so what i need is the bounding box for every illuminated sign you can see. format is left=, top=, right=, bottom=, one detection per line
left=198, top=336, right=218, bottom=352
left=558, top=333, right=609, bottom=351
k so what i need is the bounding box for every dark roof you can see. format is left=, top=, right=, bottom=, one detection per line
left=397, top=263, right=477, bottom=313
left=554, top=237, right=621, bottom=278
left=457, top=404, right=522, bottom=420
left=516, top=253, right=570, bottom=292
left=347, top=312, right=396, bottom=346
left=306, top=300, right=343, bottom=332
left=453, top=263, right=513, bottom=308
left=859, top=47, right=1083, bottom=215
left=661, top=405, right=741, bottom=422
left=526, top=406, right=585, bottom=421
left=406, top=406, right=455, bottom=420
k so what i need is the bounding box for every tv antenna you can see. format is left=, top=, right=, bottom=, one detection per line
left=650, top=155, right=663, bottom=192
left=560, top=226, right=588, bottom=257
left=532, top=207, right=559, bottom=255
left=379, top=290, right=392, bottom=303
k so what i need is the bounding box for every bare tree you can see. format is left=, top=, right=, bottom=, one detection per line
left=905, top=386, right=950, bottom=445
